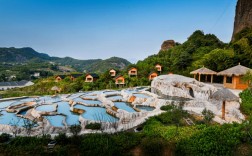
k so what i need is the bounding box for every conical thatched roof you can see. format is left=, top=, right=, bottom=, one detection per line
left=51, top=86, right=60, bottom=91
left=217, top=64, right=252, bottom=77
left=210, top=88, right=239, bottom=102
left=190, top=67, right=217, bottom=75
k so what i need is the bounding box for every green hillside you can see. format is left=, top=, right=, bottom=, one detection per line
left=135, top=29, right=252, bottom=77
left=0, top=47, right=131, bottom=81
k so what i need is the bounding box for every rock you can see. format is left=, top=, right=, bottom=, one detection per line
left=128, top=95, right=136, bottom=103
left=151, top=74, right=245, bottom=123
left=151, top=74, right=217, bottom=100
left=232, top=0, right=252, bottom=40
left=160, top=40, right=175, bottom=51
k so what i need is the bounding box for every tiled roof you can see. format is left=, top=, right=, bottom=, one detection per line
left=0, top=80, right=30, bottom=87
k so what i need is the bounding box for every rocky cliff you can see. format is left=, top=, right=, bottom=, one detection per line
left=232, top=0, right=252, bottom=40
left=160, top=40, right=175, bottom=51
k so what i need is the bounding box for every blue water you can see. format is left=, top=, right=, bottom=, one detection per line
left=74, top=98, right=101, bottom=105
left=67, top=93, right=85, bottom=100
left=107, top=96, right=122, bottom=101
left=39, top=96, right=61, bottom=103
left=114, top=102, right=136, bottom=113
left=133, top=94, right=151, bottom=98
left=104, top=91, right=120, bottom=95
left=44, top=115, right=65, bottom=127
left=125, top=89, right=137, bottom=94
left=81, top=95, right=97, bottom=99
left=36, top=105, right=55, bottom=112
left=135, top=87, right=148, bottom=91
left=20, top=98, right=36, bottom=102
left=0, top=101, right=15, bottom=108
left=74, top=104, right=118, bottom=122
left=0, top=111, right=26, bottom=126
left=57, top=102, right=80, bottom=125
left=18, top=109, right=29, bottom=115
left=10, top=101, right=24, bottom=106
left=136, top=106, right=155, bottom=111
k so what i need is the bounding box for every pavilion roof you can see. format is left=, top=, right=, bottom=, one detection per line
left=190, top=67, right=217, bottom=75
left=217, top=64, right=251, bottom=77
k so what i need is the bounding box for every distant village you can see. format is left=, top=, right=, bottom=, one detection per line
left=0, top=62, right=251, bottom=92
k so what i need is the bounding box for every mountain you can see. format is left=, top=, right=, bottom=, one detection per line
left=232, top=0, right=252, bottom=41
left=83, top=57, right=131, bottom=73
left=0, top=47, right=50, bottom=63
left=0, top=47, right=131, bottom=73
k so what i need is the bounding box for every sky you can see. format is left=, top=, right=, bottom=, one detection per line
left=0, top=0, right=237, bottom=63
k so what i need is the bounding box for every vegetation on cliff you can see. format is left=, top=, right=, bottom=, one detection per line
left=135, top=28, right=252, bottom=78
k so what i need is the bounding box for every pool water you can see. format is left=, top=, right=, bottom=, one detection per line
left=36, top=105, right=55, bottom=112
left=0, top=87, right=155, bottom=128
left=81, top=95, right=97, bottom=100
left=44, top=115, right=65, bottom=127
left=107, top=96, right=123, bottom=101
left=74, top=104, right=118, bottom=122
left=67, top=93, right=85, bottom=100
left=10, top=101, right=24, bottom=106
left=57, top=102, right=80, bottom=125
left=114, top=102, right=136, bottom=113
left=0, top=101, right=15, bottom=108
left=39, top=96, right=61, bottom=103
left=18, top=109, right=29, bottom=115
left=0, top=111, right=26, bottom=126
left=136, top=106, right=155, bottom=111
left=133, top=94, right=150, bottom=98
left=74, top=98, right=101, bottom=105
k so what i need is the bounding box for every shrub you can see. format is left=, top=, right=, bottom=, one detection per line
left=69, top=124, right=82, bottom=136
left=160, top=105, right=175, bottom=111
left=176, top=124, right=245, bottom=156
left=202, top=108, right=214, bottom=124
left=0, top=133, right=11, bottom=143
left=85, top=123, right=101, bottom=130
left=155, top=107, right=187, bottom=126
left=240, top=89, right=252, bottom=115
left=55, top=133, right=69, bottom=145
left=141, top=137, right=166, bottom=156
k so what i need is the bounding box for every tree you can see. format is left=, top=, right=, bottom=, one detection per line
left=69, top=124, right=82, bottom=136
left=22, top=118, right=37, bottom=136
left=10, top=119, right=21, bottom=137
left=242, top=70, right=252, bottom=89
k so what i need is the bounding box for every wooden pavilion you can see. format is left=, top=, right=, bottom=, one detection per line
left=190, top=67, right=217, bottom=83
left=148, top=71, right=158, bottom=81
left=128, top=67, right=138, bottom=77
left=115, top=75, right=125, bottom=87
left=217, top=63, right=251, bottom=90
left=155, top=64, right=162, bottom=73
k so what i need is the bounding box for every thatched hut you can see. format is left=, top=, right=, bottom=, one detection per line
left=51, top=86, right=60, bottom=94
left=190, top=66, right=217, bottom=83
left=210, top=88, right=239, bottom=120
left=217, top=63, right=251, bottom=90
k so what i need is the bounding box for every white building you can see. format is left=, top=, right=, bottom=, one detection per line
left=0, top=80, right=34, bottom=91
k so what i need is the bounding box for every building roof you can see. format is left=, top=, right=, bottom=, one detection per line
left=86, top=73, right=99, bottom=78
left=128, top=67, right=137, bottom=71
left=115, top=75, right=124, bottom=79
left=190, top=67, right=217, bottom=75
left=210, top=88, right=239, bottom=102
left=0, top=80, right=30, bottom=87
left=55, top=75, right=67, bottom=79
left=149, top=71, right=158, bottom=75
left=217, top=64, right=252, bottom=76
left=71, top=74, right=83, bottom=78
